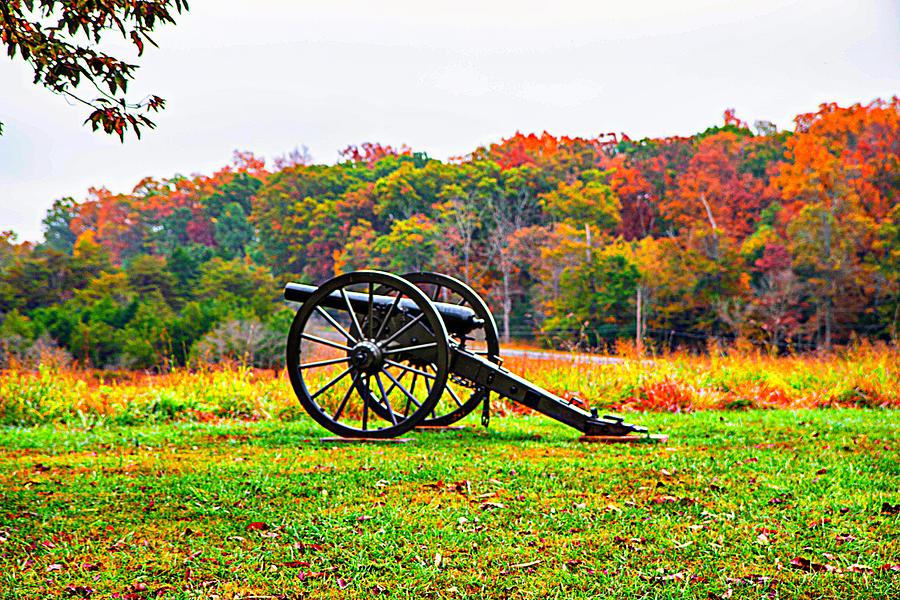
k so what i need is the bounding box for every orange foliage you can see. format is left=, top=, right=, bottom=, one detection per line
left=777, top=97, right=899, bottom=223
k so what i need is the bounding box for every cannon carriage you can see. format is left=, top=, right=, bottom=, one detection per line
left=284, top=270, right=649, bottom=440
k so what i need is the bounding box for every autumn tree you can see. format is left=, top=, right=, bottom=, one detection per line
left=485, top=166, right=545, bottom=341
left=540, top=170, right=621, bottom=236
left=432, top=162, right=499, bottom=282
left=776, top=99, right=898, bottom=348
left=373, top=214, right=440, bottom=274
left=0, top=0, right=188, bottom=138
left=40, top=197, right=79, bottom=252
left=252, top=164, right=367, bottom=277
left=604, top=136, right=695, bottom=239
left=541, top=242, right=639, bottom=349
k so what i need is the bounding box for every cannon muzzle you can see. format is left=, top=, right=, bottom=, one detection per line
left=284, top=282, right=484, bottom=336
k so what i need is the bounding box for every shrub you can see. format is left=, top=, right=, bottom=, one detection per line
left=191, top=319, right=282, bottom=369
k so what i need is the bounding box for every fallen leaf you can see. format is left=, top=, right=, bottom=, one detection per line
left=336, top=576, right=350, bottom=589
left=790, top=556, right=840, bottom=573
left=283, top=560, right=310, bottom=568
left=768, top=493, right=792, bottom=505
left=880, top=502, right=899, bottom=515
left=651, top=495, right=678, bottom=504
left=247, top=522, right=268, bottom=531
left=47, top=563, right=63, bottom=572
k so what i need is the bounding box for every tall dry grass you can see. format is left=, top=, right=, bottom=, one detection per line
left=0, top=342, right=896, bottom=426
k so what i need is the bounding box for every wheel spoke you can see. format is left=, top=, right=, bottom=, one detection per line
left=315, top=306, right=357, bottom=343
left=379, top=313, right=424, bottom=347
left=374, top=372, right=398, bottom=425
left=361, top=375, right=370, bottom=431
left=374, top=292, right=403, bottom=341
left=340, top=288, right=364, bottom=340
left=381, top=368, right=422, bottom=412
left=331, top=371, right=361, bottom=422
left=385, top=360, right=435, bottom=379
left=302, top=333, right=352, bottom=353
left=310, top=366, right=353, bottom=400
left=299, top=356, right=350, bottom=370
left=407, top=372, right=418, bottom=417
left=383, top=342, right=438, bottom=355
left=382, top=367, right=407, bottom=398
left=446, top=383, right=465, bottom=408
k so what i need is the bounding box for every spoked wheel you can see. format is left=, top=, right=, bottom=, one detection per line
left=286, top=271, right=450, bottom=438
left=375, top=272, right=501, bottom=427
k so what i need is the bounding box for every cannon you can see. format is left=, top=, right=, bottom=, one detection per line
left=284, top=270, right=650, bottom=439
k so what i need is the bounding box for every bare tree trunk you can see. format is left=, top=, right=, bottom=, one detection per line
left=636, top=285, right=643, bottom=357
left=463, top=245, right=470, bottom=283
left=485, top=184, right=535, bottom=343
left=699, top=193, right=720, bottom=261
left=501, top=262, right=512, bottom=343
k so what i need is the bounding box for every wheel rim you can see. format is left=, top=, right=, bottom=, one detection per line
left=286, top=270, right=450, bottom=438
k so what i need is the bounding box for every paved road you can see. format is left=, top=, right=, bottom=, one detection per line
left=500, top=348, right=625, bottom=365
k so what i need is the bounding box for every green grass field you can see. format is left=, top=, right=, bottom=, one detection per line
left=1, top=409, right=897, bottom=599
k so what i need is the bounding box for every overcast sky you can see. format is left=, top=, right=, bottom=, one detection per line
left=1, top=0, right=897, bottom=242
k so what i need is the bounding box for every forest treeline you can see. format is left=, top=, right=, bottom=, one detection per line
left=1, top=98, right=898, bottom=369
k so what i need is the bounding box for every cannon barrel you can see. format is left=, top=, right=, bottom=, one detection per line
left=284, top=282, right=484, bottom=336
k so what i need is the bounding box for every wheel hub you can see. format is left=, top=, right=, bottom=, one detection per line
left=350, top=340, right=383, bottom=372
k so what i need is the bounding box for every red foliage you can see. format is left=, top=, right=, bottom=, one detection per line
left=340, top=142, right=412, bottom=167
